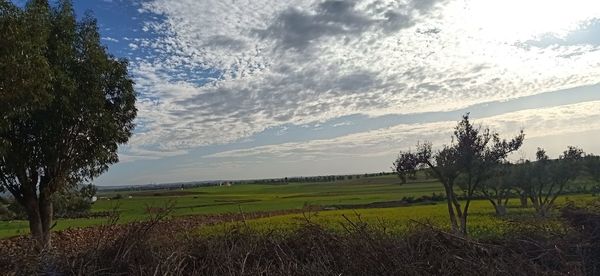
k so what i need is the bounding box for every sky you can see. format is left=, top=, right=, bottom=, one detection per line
left=13, top=0, right=600, bottom=185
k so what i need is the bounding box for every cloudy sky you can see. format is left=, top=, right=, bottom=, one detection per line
left=18, top=0, right=600, bottom=185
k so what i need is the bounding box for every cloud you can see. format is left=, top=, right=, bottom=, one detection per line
left=124, top=0, right=600, bottom=159
left=101, top=36, right=119, bottom=43
left=521, top=18, right=600, bottom=48
left=205, top=101, right=600, bottom=160
left=257, top=0, right=442, bottom=50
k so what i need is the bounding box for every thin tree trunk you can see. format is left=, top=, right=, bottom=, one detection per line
left=450, top=196, right=467, bottom=236
left=519, top=193, right=528, bottom=208
left=495, top=195, right=508, bottom=216
left=537, top=205, right=550, bottom=217
left=459, top=213, right=468, bottom=236
left=444, top=186, right=459, bottom=234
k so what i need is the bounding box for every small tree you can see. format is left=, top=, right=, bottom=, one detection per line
left=478, top=162, right=514, bottom=216
left=395, top=143, right=463, bottom=234
left=505, top=160, right=531, bottom=208
left=525, top=147, right=584, bottom=217
left=394, top=114, right=523, bottom=235
left=450, top=115, right=523, bottom=233
left=0, top=0, right=136, bottom=248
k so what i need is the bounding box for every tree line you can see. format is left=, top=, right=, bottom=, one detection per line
left=248, top=172, right=394, bottom=184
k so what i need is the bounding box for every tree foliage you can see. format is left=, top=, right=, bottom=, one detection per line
left=520, top=147, right=584, bottom=217
left=6, top=184, right=98, bottom=220
left=478, top=162, right=514, bottom=216
left=584, top=154, right=600, bottom=195
left=394, top=114, right=524, bottom=235
left=0, top=0, right=136, bottom=247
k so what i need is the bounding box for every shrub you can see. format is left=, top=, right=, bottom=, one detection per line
left=3, top=185, right=97, bottom=220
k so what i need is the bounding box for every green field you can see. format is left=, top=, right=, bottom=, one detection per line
left=0, top=174, right=593, bottom=238
left=199, top=196, right=589, bottom=239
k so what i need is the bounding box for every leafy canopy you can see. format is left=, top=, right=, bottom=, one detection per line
left=0, top=0, right=137, bottom=200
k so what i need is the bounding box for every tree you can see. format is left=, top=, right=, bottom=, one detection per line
left=478, top=162, right=514, bottom=216
left=79, top=183, right=98, bottom=201
left=583, top=154, right=600, bottom=194
left=7, top=184, right=98, bottom=220
left=450, top=114, right=523, bottom=233
left=505, top=160, right=531, bottom=208
left=524, top=147, right=584, bottom=217
left=394, top=114, right=523, bottom=235
left=0, top=0, right=136, bottom=248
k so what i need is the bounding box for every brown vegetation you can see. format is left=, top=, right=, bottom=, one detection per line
left=1, top=201, right=599, bottom=275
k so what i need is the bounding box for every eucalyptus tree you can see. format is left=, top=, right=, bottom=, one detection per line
left=0, top=0, right=136, bottom=248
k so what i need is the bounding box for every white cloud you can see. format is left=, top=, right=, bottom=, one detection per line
left=125, top=0, right=600, bottom=159
left=205, top=101, right=600, bottom=160
left=101, top=36, right=119, bottom=42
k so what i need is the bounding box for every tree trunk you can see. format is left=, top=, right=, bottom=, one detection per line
left=24, top=195, right=53, bottom=249
left=536, top=205, right=551, bottom=218
left=494, top=204, right=507, bottom=216
left=519, top=194, right=528, bottom=208
left=39, top=193, right=53, bottom=247
left=25, top=198, right=44, bottom=245
left=530, top=196, right=540, bottom=212
left=459, top=214, right=468, bottom=236
left=444, top=185, right=460, bottom=234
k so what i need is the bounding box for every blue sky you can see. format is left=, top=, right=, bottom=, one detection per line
left=13, top=0, right=600, bottom=185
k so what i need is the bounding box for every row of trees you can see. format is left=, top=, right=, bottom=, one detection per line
left=393, top=114, right=593, bottom=236
left=247, top=172, right=395, bottom=185
left=478, top=147, right=590, bottom=217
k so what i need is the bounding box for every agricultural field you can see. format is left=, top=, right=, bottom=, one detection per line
left=200, top=196, right=590, bottom=239
left=0, top=174, right=594, bottom=239
left=0, top=174, right=435, bottom=238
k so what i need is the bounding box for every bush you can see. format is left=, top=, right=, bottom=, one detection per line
left=4, top=213, right=598, bottom=275
left=0, top=204, right=13, bottom=220
left=3, top=185, right=97, bottom=220
left=3, top=201, right=600, bottom=275
left=591, top=184, right=600, bottom=196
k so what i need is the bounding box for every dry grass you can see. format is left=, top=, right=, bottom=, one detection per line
left=1, top=200, right=599, bottom=275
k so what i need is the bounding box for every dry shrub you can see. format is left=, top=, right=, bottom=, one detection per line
left=560, top=200, right=600, bottom=275
left=2, top=201, right=600, bottom=275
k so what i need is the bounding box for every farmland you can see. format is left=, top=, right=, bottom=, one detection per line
left=0, top=174, right=432, bottom=237
left=0, top=173, right=593, bottom=238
